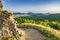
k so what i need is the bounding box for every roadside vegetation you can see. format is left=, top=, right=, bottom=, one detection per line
left=14, top=17, right=60, bottom=40
left=15, top=17, right=60, bottom=30
left=19, top=23, right=60, bottom=40
left=14, top=14, right=60, bottom=40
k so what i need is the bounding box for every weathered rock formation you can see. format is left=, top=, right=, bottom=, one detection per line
left=0, top=11, right=21, bottom=39
left=0, top=1, right=20, bottom=40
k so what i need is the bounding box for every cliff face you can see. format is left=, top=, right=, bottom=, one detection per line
left=0, top=11, right=20, bottom=40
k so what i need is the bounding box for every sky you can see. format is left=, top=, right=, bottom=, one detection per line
left=2, top=0, right=60, bottom=13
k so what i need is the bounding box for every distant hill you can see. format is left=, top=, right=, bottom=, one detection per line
left=13, top=12, right=36, bottom=16
left=14, top=12, right=60, bottom=22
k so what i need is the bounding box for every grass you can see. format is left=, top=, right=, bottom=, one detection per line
left=18, top=23, right=60, bottom=40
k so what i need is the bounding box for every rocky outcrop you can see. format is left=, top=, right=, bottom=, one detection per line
left=0, top=11, right=20, bottom=40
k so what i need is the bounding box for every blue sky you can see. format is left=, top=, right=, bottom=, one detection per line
left=2, top=0, right=60, bottom=13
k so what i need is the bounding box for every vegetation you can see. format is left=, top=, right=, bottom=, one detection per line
left=18, top=23, right=60, bottom=40
left=15, top=17, right=60, bottom=30
left=15, top=13, right=60, bottom=22
left=14, top=14, right=60, bottom=40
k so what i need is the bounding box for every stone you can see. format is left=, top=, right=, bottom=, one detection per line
left=0, top=11, right=21, bottom=40
left=0, top=1, right=21, bottom=40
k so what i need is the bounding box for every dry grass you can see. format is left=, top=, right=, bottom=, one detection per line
left=18, top=23, right=60, bottom=40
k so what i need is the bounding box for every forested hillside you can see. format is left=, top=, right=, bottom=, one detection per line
left=14, top=13, right=60, bottom=40
left=14, top=13, right=60, bottom=30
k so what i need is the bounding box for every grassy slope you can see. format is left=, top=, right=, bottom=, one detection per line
left=18, top=23, right=60, bottom=40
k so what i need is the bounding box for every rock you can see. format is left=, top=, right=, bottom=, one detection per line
left=0, top=1, right=21, bottom=40
left=0, top=11, right=20, bottom=40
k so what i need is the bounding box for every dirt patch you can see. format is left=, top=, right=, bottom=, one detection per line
left=20, top=28, right=46, bottom=40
